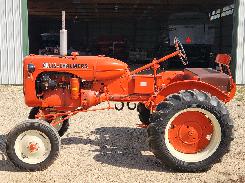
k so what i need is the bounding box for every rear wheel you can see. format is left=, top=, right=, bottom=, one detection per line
left=137, top=103, right=151, bottom=125
left=6, top=120, right=60, bottom=171
left=29, top=107, right=69, bottom=137
left=147, top=90, right=233, bottom=172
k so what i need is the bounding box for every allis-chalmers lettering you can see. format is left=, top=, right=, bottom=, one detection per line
left=43, top=63, right=88, bottom=69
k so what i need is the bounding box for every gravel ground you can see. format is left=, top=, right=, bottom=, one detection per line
left=0, top=85, right=244, bottom=183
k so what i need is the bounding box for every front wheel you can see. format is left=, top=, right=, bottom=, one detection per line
left=6, top=120, right=60, bottom=171
left=147, top=90, right=233, bottom=172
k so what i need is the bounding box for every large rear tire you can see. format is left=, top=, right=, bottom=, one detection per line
left=147, top=90, right=233, bottom=172
left=29, top=107, right=69, bottom=137
left=6, top=120, right=60, bottom=171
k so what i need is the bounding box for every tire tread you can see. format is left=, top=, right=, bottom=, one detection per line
left=147, top=90, right=234, bottom=172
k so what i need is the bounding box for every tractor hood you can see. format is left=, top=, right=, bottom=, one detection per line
left=24, top=55, right=129, bottom=81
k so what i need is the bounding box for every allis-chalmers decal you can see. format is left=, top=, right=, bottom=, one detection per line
left=43, top=63, right=88, bottom=69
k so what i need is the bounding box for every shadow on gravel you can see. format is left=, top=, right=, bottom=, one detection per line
left=0, top=135, right=20, bottom=172
left=62, top=127, right=170, bottom=172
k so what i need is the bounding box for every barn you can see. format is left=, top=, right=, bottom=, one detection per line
left=0, top=0, right=244, bottom=84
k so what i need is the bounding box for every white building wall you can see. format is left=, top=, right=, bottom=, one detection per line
left=0, top=0, right=23, bottom=84
left=236, top=0, right=245, bottom=84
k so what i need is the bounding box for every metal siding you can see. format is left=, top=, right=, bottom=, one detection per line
left=236, top=0, right=245, bottom=84
left=22, top=0, right=29, bottom=58
left=0, top=0, right=23, bottom=84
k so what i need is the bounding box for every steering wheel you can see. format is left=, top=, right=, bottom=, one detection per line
left=174, top=37, right=188, bottom=65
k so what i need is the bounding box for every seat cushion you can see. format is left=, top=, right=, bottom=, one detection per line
left=184, top=68, right=230, bottom=92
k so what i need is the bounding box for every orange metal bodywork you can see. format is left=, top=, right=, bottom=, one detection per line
left=23, top=51, right=236, bottom=122
left=23, top=55, right=128, bottom=108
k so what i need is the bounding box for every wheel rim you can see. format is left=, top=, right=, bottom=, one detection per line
left=14, top=130, right=51, bottom=164
left=165, top=108, right=221, bottom=162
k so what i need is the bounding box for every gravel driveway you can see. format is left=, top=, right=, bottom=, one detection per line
left=0, top=85, right=244, bottom=183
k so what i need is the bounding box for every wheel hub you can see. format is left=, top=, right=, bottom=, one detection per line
left=168, top=111, right=213, bottom=154
left=179, top=121, right=202, bottom=144
left=28, top=142, right=39, bottom=153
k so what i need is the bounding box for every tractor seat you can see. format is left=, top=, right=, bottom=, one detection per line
left=184, top=68, right=231, bottom=92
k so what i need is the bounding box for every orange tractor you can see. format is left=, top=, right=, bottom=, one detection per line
left=5, top=37, right=236, bottom=172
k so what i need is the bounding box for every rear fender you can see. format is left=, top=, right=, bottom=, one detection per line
left=154, top=80, right=234, bottom=106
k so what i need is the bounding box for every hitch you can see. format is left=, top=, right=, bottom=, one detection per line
left=115, top=102, right=124, bottom=111
left=127, top=102, right=136, bottom=110
left=115, top=102, right=137, bottom=111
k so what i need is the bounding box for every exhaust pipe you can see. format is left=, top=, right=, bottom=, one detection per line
left=60, top=11, right=67, bottom=56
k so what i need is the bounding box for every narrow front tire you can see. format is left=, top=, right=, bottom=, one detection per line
left=6, top=120, right=60, bottom=171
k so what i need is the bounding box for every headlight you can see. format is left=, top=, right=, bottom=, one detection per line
left=27, top=63, right=35, bottom=73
